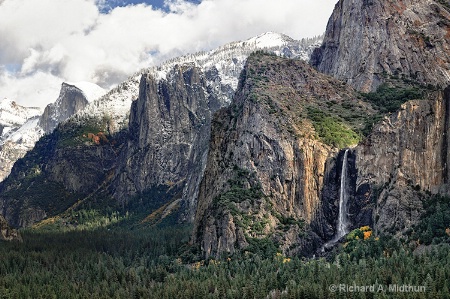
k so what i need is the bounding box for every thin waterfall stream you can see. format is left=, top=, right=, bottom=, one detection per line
left=336, top=148, right=350, bottom=239
left=321, top=149, right=350, bottom=252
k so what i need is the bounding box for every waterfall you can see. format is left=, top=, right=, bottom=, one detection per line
left=321, top=149, right=350, bottom=252
left=336, top=149, right=350, bottom=239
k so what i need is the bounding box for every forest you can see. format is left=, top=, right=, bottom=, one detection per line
left=0, top=218, right=449, bottom=298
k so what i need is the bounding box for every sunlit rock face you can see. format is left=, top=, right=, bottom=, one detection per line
left=311, top=0, right=450, bottom=92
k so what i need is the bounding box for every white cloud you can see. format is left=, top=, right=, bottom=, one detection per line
left=0, top=0, right=336, bottom=107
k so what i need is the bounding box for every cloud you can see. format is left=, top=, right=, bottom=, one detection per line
left=0, top=0, right=336, bottom=107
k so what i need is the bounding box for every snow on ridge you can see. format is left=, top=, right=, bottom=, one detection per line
left=0, top=98, right=42, bottom=126
left=244, top=31, right=291, bottom=48
left=66, top=81, right=106, bottom=102
left=75, top=32, right=323, bottom=132
left=7, top=117, right=42, bottom=146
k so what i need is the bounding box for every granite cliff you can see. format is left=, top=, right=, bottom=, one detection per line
left=194, top=0, right=450, bottom=257
left=311, top=0, right=450, bottom=92
left=353, top=88, right=450, bottom=236
left=193, top=53, right=375, bottom=257
left=111, top=64, right=224, bottom=221
left=0, top=82, right=104, bottom=183
left=0, top=33, right=319, bottom=229
left=38, top=83, right=90, bottom=133
left=310, top=0, right=450, bottom=242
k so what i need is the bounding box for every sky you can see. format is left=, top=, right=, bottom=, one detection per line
left=0, top=0, right=336, bottom=108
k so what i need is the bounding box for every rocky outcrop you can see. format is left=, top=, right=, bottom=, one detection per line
left=0, top=214, right=21, bottom=241
left=353, top=88, right=450, bottom=234
left=39, top=83, right=89, bottom=133
left=193, top=53, right=375, bottom=258
left=0, top=118, right=123, bottom=228
left=112, top=64, right=224, bottom=221
left=0, top=33, right=323, bottom=229
left=311, top=0, right=450, bottom=92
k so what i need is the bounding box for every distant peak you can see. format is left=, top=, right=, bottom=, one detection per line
left=244, top=32, right=293, bottom=48
left=65, top=81, right=106, bottom=102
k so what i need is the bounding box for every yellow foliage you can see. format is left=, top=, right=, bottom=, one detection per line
left=209, top=259, right=220, bottom=266
left=192, top=261, right=205, bottom=270
left=360, top=226, right=371, bottom=232
left=283, top=258, right=291, bottom=263
left=363, top=231, right=372, bottom=240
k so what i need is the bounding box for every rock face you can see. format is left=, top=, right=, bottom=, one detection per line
left=0, top=33, right=322, bottom=229
left=0, top=214, right=21, bottom=241
left=193, top=53, right=374, bottom=258
left=311, top=0, right=450, bottom=92
left=353, top=88, right=450, bottom=234
left=112, top=65, right=224, bottom=220
left=0, top=82, right=103, bottom=183
left=0, top=116, right=123, bottom=228
left=39, top=83, right=89, bottom=133
left=309, top=0, right=450, bottom=237
left=79, top=32, right=321, bottom=134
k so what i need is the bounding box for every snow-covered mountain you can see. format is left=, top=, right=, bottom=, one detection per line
left=38, top=83, right=100, bottom=133
left=78, top=32, right=322, bottom=131
left=0, top=99, right=41, bottom=135
left=0, top=99, right=42, bottom=182
left=0, top=32, right=321, bottom=182
left=0, top=83, right=106, bottom=181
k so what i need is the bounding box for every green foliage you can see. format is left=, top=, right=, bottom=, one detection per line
left=56, top=117, right=109, bottom=147
left=0, top=174, right=81, bottom=218
left=307, top=107, right=361, bottom=148
left=275, top=214, right=304, bottom=231
left=362, top=84, right=424, bottom=114
left=245, top=237, right=279, bottom=258
left=1, top=228, right=449, bottom=298
left=213, top=166, right=264, bottom=209
left=408, top=194, right=450, bottom=245
left=361, top=114, right=383, bottom=136
left=346, top=228, right=365, bottom=241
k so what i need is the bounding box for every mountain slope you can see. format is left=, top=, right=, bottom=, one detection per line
left=310, top=0, right=450, bottom=92
left=193, top=52, right=375, bottom=258
left=0, top=83, right=105, bottom=182
left=309, top=0, right=450, bottom=243
left=38, top=83, right=90, bottom=133
left=0, top=99, right=42, bottom=182
left=78, top=32, right=321, bottom=133
left=0, top=32, right=322, bottom=228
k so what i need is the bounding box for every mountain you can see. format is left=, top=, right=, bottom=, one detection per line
left=310, top=0, right=450, bottom=92
left=77, top=32, right=322, bottom=133
left=39, top=82, right=104, bottom=133
left=193, top=52, right=376, bottom=257
left=0, top=82, right=105, bottom=183
left=1, top=3, right=450, bottom=298
left=0, top=32, right=322, bottom=228
left=309, top=0, right=450, bottom=239
left=192, top=0, right=450, bottom=257
left=0, top=99, right=42, bottom=182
